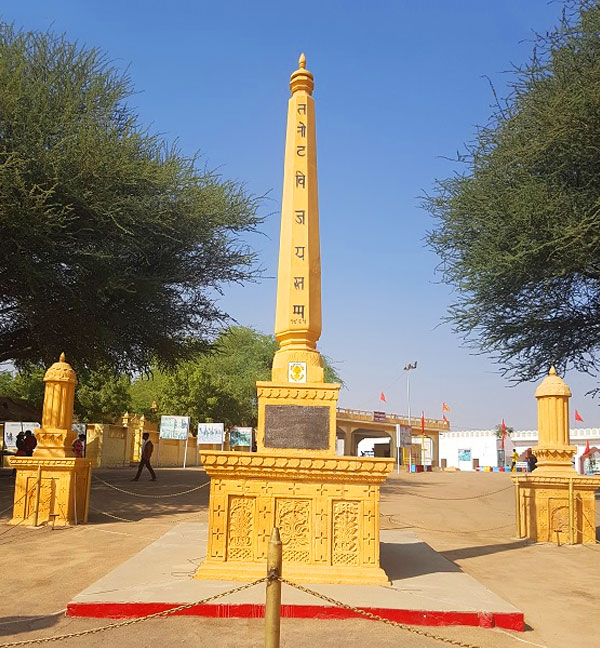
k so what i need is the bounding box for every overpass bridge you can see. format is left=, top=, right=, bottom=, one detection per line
left=336, top=407, right=450, bottom=467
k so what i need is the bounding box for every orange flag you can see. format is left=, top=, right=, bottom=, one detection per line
left=575, top=409, right=584, bottom=422
left=442, top=402, right=451, bottom=412
left=380, top=392, right=386, bottom=403
left=442, top=414, right=449, bottom=424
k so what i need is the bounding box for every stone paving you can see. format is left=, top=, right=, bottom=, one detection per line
left=0, top=467, right=598, bottom=648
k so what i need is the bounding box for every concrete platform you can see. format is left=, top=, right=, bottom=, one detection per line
left=67, top=523, right=524, bottom=631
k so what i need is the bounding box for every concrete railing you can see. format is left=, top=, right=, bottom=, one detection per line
left=336, top=407, right=449, bottom=431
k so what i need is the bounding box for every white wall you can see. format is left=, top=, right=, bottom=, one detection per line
left=440, top=430, right=514, bottom=470
left=443, top=428, right=600, bottom=474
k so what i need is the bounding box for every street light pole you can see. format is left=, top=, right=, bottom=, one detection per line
left=403, top=361, right=417, bottom=472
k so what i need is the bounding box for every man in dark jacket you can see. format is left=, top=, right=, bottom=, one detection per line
left=132, top=432, right=157, bottom=481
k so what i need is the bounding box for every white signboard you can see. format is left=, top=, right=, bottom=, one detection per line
left=159, top=415, right=190, bottom=440
left=3, top=422, right=39, bottom=451
left=229, top=426, right=252, bottom=447
left=197, top=422, right=225, bottom=445
left=395, top=424, right=412, bottom=448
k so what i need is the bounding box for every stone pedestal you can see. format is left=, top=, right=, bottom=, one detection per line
left=513, top=474, right=599, bottom=543
left=9, top=457, right=92, bottom=526
left=513, top=367, right=600, bottom=543
left=9, top=353, right=92, bottom=526
left=195, top=452, right=393, bottom=584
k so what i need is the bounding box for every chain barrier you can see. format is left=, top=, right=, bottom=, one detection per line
left=0, top=481, right=41, bottom=520
left=383, top=514, right=514, bottom=535
left=280, top=578, right=486, bottom=648
left=92, top=475, right=210, bottom=499
left=0, top=577, right=268, bottom=648
left=402, top=484, right=513, bottom=501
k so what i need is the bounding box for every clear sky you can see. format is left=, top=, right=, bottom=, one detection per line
left=4, top=0, right=597, bottom=430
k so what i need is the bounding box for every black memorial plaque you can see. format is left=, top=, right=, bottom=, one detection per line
left=264, top=405, right=330, bottom=450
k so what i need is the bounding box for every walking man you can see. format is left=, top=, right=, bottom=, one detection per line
left=132, top=432, right=157, bottom=481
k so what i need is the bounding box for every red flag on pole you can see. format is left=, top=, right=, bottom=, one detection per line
left=380, top=392, right=386, bottom=403
left=500, top=418, right=507, bottom=450
left=584, top=440, right=590, bottom=455
left=442, top=402, right=451, bottom=412
left=421, top=411, right=425, bottom=434
left=442, top=414, right=449, bottom=424
left=575, top=409, right=584, bottom=422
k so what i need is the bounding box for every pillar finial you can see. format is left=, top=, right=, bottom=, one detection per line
left=59, top=351, right=66, bottom=362
left=549, top=365, right=557, bottom=376
left=290, top=52, right=314, bottom=95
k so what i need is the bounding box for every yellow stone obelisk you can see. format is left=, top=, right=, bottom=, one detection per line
left=10, top=353, right=92, bottom=526
left=271, top=53, right=324, bottom=385
left=255, top=54, right=339, bottom=454
left=513, top=367, right=600, bottom=543
left=196, top=56, right=393, bottom=585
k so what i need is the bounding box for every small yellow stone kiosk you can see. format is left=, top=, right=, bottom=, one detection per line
left=513, top=367, right=600, bottom=543
left=196, top=56, right=393, bottom=585
left=10, top=353, right=92, bottom=526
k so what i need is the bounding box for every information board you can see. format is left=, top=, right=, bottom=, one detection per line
left=229, top=426, right=252, bottom=447
left=197, top=422, right=225, bottom=445
left=395, top=424, right=412, bottom=448
left=159, top=416, right=190, bottom=440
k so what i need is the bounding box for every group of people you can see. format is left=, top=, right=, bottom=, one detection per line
left=14, top=430, right=37, bottom=456
left=510, top=448, right=537, bottom=472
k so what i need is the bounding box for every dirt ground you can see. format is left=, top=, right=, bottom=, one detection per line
left=0, top=466, right=598, bottom=648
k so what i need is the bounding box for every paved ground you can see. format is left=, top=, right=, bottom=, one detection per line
left=0, top=466, right=598, bottom=648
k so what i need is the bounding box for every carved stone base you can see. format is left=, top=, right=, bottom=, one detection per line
left=512, top=473, right=600, bottom=544
left=195, top=451, right=393, bottom=585
left=9, top=457, right=92, bottom=527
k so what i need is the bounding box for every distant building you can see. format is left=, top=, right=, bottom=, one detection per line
left=440, top=428, right=600, bottom=474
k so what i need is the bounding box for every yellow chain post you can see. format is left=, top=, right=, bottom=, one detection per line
left=264, top=527, right=282, bottom=648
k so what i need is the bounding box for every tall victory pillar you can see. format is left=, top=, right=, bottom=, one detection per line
left=271, top=53, right=324, bottom=385
left=256, top=54, right=339, bottom=454
left=196, top=56, right=393, bottom=585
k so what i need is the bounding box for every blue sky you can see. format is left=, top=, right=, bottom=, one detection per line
left=4, top=1, right=597, bottom=429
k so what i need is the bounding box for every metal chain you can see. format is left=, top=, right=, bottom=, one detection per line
left=403, top=484, right=513, bottom=501
left=0, top=577, right=268, bottom=648
left=383, top=514, right=514, bottom=535
left=92, top=475, right=209, bottom=498
left=280, top=578, right=486, bottom=648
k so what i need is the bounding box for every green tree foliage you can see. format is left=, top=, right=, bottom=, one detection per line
left=0, top=364, right=130, bottom=422
left=75, top=367, right=132, bottom=423
left=0, top=25, right=261, bottom=371
left=425, top=1, right=600, bottom=383
left=131, top=327, right=343, bottom=428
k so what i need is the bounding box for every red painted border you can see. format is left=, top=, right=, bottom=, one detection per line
left=66, top=602, right=524, bottom=631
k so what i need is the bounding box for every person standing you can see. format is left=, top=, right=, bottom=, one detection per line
left=23, top=430, right=37, bottom=456
left=15, top=431, right=26, bottom=456
left=511, top=449, right=519, bottom=472
left=132, top=432, right=156, bottom=481
left=72, top=433, right=86, bottom=458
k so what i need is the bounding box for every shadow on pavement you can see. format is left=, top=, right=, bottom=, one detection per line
left=381, top=539, right=462, bottom=580
left=440, top=540, right=530, bottom=562
left=0, top=611, right=62, bottom=637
